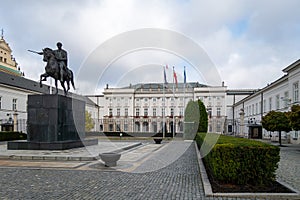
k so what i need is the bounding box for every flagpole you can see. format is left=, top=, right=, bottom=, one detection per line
left=163, top=66, right=166, bottom=139
left=172, top=66, right=175, bottom=138
left=183, top=66, right=186, bottom=137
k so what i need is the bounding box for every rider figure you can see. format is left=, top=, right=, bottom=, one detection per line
left=53, top=42, right=68, bottom=82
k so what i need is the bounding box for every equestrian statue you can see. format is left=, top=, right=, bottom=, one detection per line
left=28, top=42, right=75, bottom=96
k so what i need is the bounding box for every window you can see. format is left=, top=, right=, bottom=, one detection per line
left=207, top=108, right=212, bottom=118
left=144, top=108, right=148, bottom=116
left=153, top=108, right=156, bottom=117
left=276, top=95, right=280, bottom=110
left=116, top=121, right=121, bottom=131
left=12, top=99, right=17, bottom=111
left=217, top=108, right=221, bottom=117
left=170, top=108, right=174, bottom=116
left=153, top=98, right=156, bottom=102
left=109, top=108, right=113, bottom=117
left=109, top=124, right=114, bottom=131
left=216, top=121, right=221, bottom=132
left=284, top=91, right=289, bottom=108
left=179, top=108, right=183, bottom=116
left=136, top=108, right=140, bottom=117
left=263, top=99, right=266, bottom=112
left=144, top=98, right=148, bottom=102
left=256, top=103, right=258, bottom=114
left=124, top=121, right=128, bottom=132
left=269, top=97, right=272, bottom=111
left=162, top=108, right=165, bottom=116
left=0, top=96, right=1, bottom=109
left=293, top=82, right=299, bottom=103
left=117, top=108, right=120, bottom=116
left=125, top=108, right=128, bottom=117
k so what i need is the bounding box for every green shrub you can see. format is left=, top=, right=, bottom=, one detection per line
left=0, top=132, right=27, bottom=141
left=195, top=133, right=280, bottom=185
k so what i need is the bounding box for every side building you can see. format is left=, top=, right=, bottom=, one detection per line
left=232, top=59, right=300, bottom=144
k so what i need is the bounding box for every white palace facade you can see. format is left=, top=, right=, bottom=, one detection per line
left=94, top=83, right=228, bottom=135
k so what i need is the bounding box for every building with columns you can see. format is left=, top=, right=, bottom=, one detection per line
left=88, top=82, right=227, bottom=135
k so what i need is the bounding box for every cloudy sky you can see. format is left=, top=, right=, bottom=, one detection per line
left=1, top=0, right=299, bottom=95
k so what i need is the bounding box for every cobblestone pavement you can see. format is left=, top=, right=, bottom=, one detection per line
left=0, top=141, right=299, bottom=200
left=0, top=141, right=250, bottom=200
left=276, top=144, right=300, bottom=193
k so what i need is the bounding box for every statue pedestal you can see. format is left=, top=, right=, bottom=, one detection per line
left=8, top=94, right=98, bottom=150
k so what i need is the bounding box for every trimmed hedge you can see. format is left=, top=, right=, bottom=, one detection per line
left=196, top=133, right=280, bottom=185
left=0, top=132, right=27, bottom=141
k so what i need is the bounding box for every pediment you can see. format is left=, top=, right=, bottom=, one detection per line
left=0, top=39, right=12, bottom=52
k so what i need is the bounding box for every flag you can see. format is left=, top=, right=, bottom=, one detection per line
left=173, top=69, right=178, bottom=86
left=184, top=66, right=186, bottom=84
left=164, top=66, right=168, bottom=84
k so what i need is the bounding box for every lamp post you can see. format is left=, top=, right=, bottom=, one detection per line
left=239, top=109, right=245, bottom=137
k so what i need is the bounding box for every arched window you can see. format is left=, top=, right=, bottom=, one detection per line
left=135, top=122, right=140, bottom=132
left=152, top=122, right=157, bottom=133
left=142, top=122, right=149, bottom=132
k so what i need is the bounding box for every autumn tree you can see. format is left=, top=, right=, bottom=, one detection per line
left=85, top=111, right=95, bottom=132
left=288, top=105, right=300, bottom=131
left=261, top=111, right=291, bottom=146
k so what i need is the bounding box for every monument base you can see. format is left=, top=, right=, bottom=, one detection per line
left=7, top=139, right=98, bottom=150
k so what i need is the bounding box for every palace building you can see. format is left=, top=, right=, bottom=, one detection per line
left=97, top=82, right=227, bottom=135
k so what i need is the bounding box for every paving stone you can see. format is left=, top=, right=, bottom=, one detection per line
left=0, top=141, right=299, bottom=199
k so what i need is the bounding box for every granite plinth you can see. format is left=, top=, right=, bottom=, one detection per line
left=27, top=94, right=85, bottom=142
left=7, top=94, right=98, bottom=150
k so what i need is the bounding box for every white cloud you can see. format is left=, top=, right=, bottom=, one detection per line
left=0, top=0, right=299, bottom=94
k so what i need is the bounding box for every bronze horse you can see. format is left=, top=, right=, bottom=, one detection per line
left=39, top=48, right=75, bottom=95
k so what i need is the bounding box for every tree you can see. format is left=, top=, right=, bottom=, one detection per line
left=261, top=111, right=291, bottom=146
left=197, top=100, right=208, bottom=133
left=85, top=111, right=95, bottom=132
left=288, top=105, right=300, bottom=131
left=184, top=100, right=199, bottom=139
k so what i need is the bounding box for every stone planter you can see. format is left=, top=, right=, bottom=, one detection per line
left=154, top=138, right=162, bottom=144
left=99, top=152, right=121, bottom=167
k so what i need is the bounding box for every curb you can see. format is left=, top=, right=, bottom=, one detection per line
left=0, top=142, right=143, bottom=162
left=194, top=142, right=300, bottom=199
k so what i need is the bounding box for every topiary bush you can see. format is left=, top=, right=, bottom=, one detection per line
left=195, top=133, right=280, bottom=185
left=0, top=132, right=27, bottom=141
